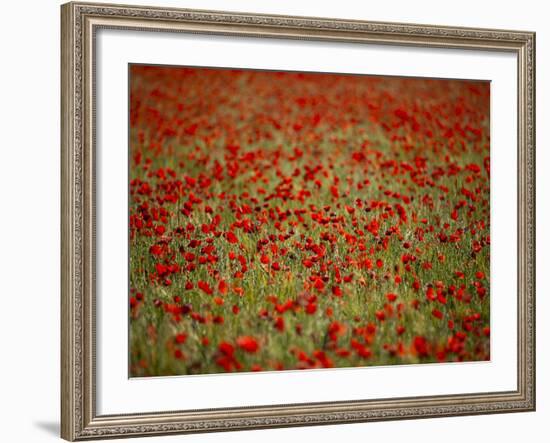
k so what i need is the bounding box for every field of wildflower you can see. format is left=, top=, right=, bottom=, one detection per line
left=129, top=65, right=490, bottom=377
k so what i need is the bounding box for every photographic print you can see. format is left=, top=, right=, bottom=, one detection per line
left=129, top=65, right=491, bottom=377
left=61, top=5, right=535, bottom=439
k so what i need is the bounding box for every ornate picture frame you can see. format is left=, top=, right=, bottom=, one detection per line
left=61, top=2, right=535, bottom=440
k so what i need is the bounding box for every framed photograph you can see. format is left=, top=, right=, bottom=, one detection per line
left=61, top=1, right=536, bottom=440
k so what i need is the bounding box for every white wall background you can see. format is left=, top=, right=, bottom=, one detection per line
left=0, top=0, right=545, bottom=442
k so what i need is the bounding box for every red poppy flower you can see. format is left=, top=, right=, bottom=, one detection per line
left=225, top=231, right=238, bottom=244
left=236, top=336, right=259, bottom=353
left=432, top=308, right=444, bottom=320
left=175, top=333, right=187, bottom=344
left=274, top=317, right=285, bottom=331
left=218, top=280, right=228, bottom=295
left=305, top=303, right=317, bottom=314
left=218, top=341, right=234, bottom=357
left=198, top=280, right=213, bottom=295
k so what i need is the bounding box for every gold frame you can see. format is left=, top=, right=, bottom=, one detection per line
left=61, top=2, right=536, bottom=440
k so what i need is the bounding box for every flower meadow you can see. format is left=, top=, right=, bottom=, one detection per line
left=129, top=65, right=490, bottom=377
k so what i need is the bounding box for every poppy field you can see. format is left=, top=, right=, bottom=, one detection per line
left=129, top=65, right=490, bottom=377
